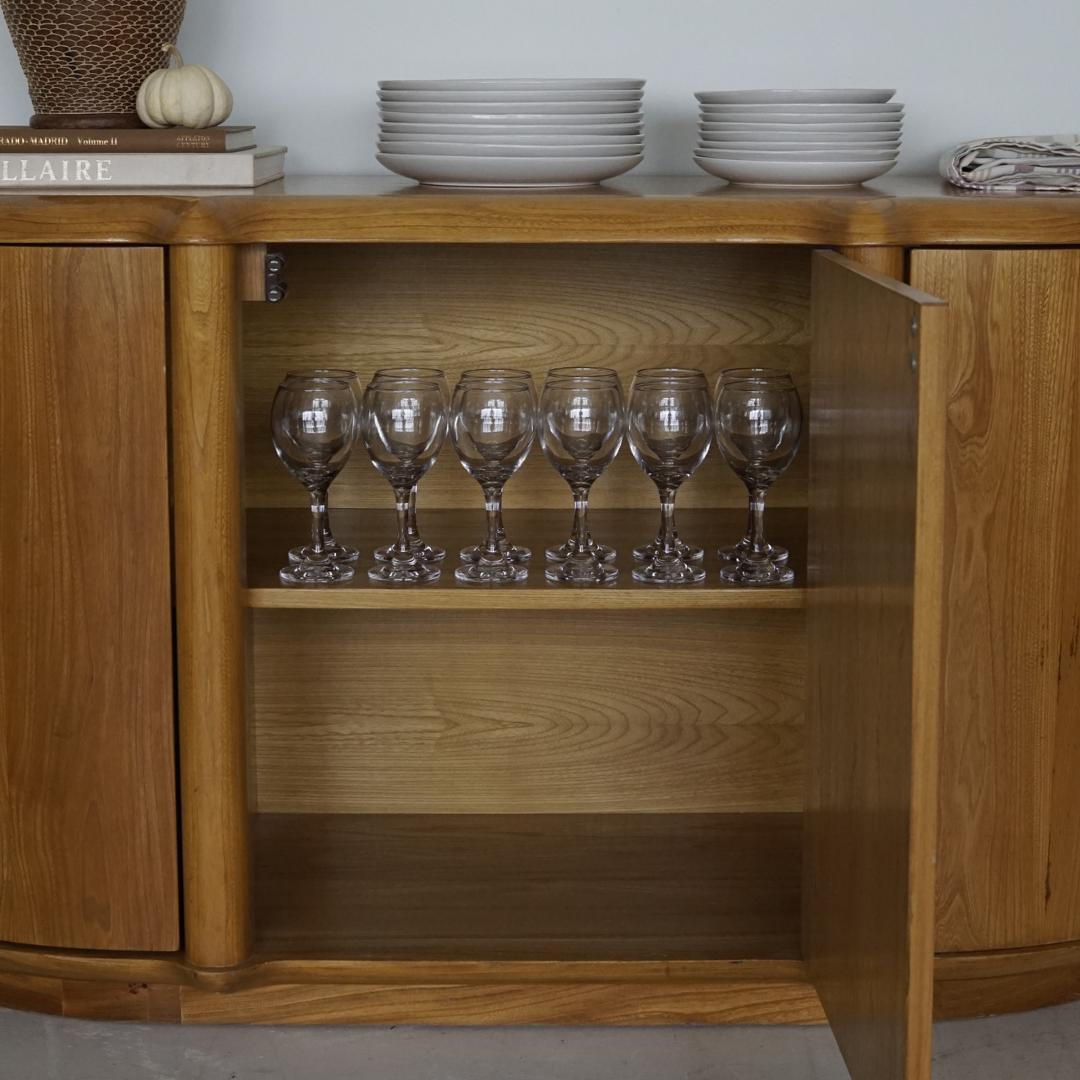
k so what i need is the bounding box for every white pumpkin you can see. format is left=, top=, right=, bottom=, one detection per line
left=137, top=44, right=233, bottom=129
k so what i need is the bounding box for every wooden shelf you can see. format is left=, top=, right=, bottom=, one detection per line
left=245, top=507, right=807, bottom=610
left=253, top=813, right=802, bottom=963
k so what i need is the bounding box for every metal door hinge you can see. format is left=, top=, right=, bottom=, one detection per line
left=265, top=251, right=288, bottom=302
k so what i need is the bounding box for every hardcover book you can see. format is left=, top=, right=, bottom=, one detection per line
left=0, top=126, right=256, bottom=153
left=0, top=146, right=286, bottom=188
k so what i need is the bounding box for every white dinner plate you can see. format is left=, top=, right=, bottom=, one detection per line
left=379, top=141, right=639, bottom=157
left=694, top=154, right=897, bottom=186
left=701, top=120, right=901, bottom=133
left=695, top=147, right=898, bottom=162
left=378, top=111, right=643, bottom=126
left=696, top=89, right=895, bottom=105
left=700, top=102, right=904, bottom=116
left=701, top=136, right=899, bottom=149
left=380, top=100, right=643, bottom=115
left=379, top=79, right=645, bottom=92
left=381, top=121, right=644, bottom=136
left=379, top=89, right=642, bottom=103
left=376, top=152, right=644, bottom=186
left=700, top=129, right=899, bottom=145
left=380, top=132, right=643, bottom=146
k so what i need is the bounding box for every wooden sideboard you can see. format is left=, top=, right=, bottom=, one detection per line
left=1, top=176, right=1079, bottom=1080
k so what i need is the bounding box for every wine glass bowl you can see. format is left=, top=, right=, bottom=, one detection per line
left=540, top=370, right=625, bottom=584
left=363, top=378, right=448, bottom=583
left=627, top=370, right=712, bottom=584
left=451, top=374, right=535, bottom=584
left=715, top=377, right=802, bottom=586
left=271, top=376, right=359, bottom=585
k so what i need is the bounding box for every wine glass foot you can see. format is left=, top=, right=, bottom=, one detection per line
left=633, top=539, right=704, bottom=563
left=280, top=560, right=355, bottom=586
left=459, top=544, right=531, bottom=565
left=720, top=560, right=794, bottom=586
left=546, top=558, right=618, bottom=585
left=545, top=539, right=617, bottom=563
left=719, top=543, right=788, bottom=566
left=367, top=559, right=441, bottom=584
left=289, top=542, right=359, bottom=565
left=632, top=558, right=706, bottom=585
left=374, top=542, right=446, bottom=564
left=455, top=560, right=528, bottom=584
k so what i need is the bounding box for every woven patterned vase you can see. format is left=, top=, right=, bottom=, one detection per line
left=2, top=0, right=187, bottom=128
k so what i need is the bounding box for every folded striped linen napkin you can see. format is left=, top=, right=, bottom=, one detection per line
left=941, top=135, right=1080, bottom=191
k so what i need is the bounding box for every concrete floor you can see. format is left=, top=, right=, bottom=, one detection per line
left=1, top=1002, right=1078, bottom=1080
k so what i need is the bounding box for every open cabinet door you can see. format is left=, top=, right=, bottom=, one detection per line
left=805, top=250, right=948, bottom=1080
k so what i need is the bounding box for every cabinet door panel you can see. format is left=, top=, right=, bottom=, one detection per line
left=0, top=246, right=178, bottom=951
left=806, top=251, right=947, bottom=1080
left=911, top=248, right=1080, bottom=953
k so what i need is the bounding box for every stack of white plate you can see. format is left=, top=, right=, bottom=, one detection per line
left=376, top=79, right=645, bottom=187
left=693, top=89, right=903, bottom=187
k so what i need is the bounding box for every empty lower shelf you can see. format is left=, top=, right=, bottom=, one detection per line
left=245, top=507, right=807, bottom=610
left=252, top=813, right=803, bottom=963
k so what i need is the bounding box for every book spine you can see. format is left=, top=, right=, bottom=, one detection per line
left=0, top=130, right=249, bottom=153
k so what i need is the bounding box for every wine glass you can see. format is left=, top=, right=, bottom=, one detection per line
left=369, top=367, right=450, bottom=565
left=540, top=370, right=624, bottom=583
left=284, top=368, right=362, bottom=565
left=630, top=368, right=708, bottom=565
left=456, top=368, right=535, bottom=567
left=363, top=378, right=447, bottom=583
left=627, top=370, right=712, bottom=584
left=715, top=368, right=794, bottom=567
left=451, top=373, right=535, bottom=584
left=543, top=367, right=622, bottom=565
left=271, top=376, right=359, bottom=585
left=715, top=378, right=802, bottom=585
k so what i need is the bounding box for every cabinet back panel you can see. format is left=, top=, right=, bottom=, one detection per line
left=242, top=244, right=810, bottom=510
left=252, top=608, right=805, bottom=814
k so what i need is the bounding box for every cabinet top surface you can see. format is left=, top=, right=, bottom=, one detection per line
left=1, top=174, right=1078, bottom=245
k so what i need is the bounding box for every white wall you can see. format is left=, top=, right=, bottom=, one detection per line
left=0, top=0, right=1076, bottom=177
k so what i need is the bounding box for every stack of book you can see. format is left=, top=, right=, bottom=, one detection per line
left=0, top=126, right=285, bottom=188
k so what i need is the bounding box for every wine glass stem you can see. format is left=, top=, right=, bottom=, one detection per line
left=571, top=483, right=593, bottom=556
left=406, top=485, right=420, bottom=544
left=393, top=486, right=413, bottom=558
left=748, top=484, right=770, bottom=557
left=658, top=484, right=679, bottom=557
left=483, top=485, right=504, bottom=558
left=309, top=487, right=329, bottom=557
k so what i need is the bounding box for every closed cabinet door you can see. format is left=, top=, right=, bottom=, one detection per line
left=910, top=249, right=1080, bottom=957
left=806, top=251, right=948, bottom=1080
left=0, top=246, right=179, bottom=951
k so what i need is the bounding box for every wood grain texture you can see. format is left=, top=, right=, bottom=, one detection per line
left=804, top=251, right=948, bottom=1080
left=246, top=507, right=807, bottom=610
left=5, top=177, right=1080, bottom=245
left=910, top=250, right=1080, bottom=955
left=836, top=245, right=905, bottom=280
left=236, top=242, right=268, bottom=302
left=252, top=606, right=804, bottom=815
left=170, top=244, right=251, bottom=968
left=253, top=813, right=801, bottom=962
left=243, top=243, right=810, bottom=511
left=0, top=246, right=178, bottom=951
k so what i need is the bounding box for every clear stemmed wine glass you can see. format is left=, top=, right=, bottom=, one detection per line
left=629, top=367, right=708, bottom=565
left=715, top=378, right=802, bottom=586
left=451, top=373, right=536, bottom=584
left=456, top=368, right=535, bottom=567
left=715, top=368, right=794, bottom=567
left=543, top=366, right=622, bottom=565
left=368, top=366, right=450, bottom=565
left=540, top=371, right=624, bottom=584
left=284, top=368, right=362, bottom=565
left=628, top=370, right=712, bottom=584
left=363, top=378, right=448, bottom=583
left=271, top=376, right=360, bottom=585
